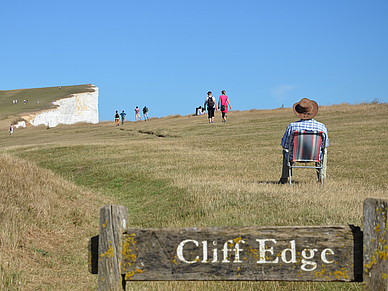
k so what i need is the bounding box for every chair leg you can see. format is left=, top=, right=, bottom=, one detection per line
left=289, top=167, right=292, bottom=185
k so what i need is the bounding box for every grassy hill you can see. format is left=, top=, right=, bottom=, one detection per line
left=0, top=84, right=96, bottom=121
left=0, top=102, right=387, bottom=290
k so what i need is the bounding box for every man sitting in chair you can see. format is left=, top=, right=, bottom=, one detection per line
left=279, top=98, right=329, bottom=185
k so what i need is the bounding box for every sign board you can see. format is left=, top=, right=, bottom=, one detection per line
left=121, top=225, right=362, bottom=281
left=90, top=200, right=388, bottom=290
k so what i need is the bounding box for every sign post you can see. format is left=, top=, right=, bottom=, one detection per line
left=363, top=198, right=388, bottom=290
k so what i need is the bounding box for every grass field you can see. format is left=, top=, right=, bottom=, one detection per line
left=0, top=101, right=387, bottom=290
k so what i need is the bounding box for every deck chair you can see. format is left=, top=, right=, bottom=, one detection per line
left=286, top=130, right=326, bottom=187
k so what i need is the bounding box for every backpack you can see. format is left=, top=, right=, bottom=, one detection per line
left=207, top=96, right=214, bottom=108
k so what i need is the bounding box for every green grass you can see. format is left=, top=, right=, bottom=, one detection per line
left=0, top=102, right=387, bottom=290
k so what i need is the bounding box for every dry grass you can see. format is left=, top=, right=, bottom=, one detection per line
left=0, top=102, right=387, bottom=290
left=0, top=154, right=111, bottom=290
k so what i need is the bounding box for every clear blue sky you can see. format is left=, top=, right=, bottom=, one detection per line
left=1, top=0, right=387, bottom=121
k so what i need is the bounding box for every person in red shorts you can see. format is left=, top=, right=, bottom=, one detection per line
left=218, top=90, right=232, bottom=122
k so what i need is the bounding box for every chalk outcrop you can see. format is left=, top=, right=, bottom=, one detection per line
left=14, top=121, right=26, bottom=128
left=22, top=86, right=99, bottom=127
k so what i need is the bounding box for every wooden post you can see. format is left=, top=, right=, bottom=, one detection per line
left=98, top=205, right=128, bottom=291
left=363, top=198, right=388, bottom=290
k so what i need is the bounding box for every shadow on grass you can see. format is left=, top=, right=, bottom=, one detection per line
left=254, top=180, right=301, bottom=185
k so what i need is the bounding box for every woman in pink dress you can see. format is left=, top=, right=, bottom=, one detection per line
left=218, top=90, right=232, bottom=122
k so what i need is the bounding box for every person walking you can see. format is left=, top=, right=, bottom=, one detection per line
left=9, top=124, right=13, bottom=135
left=120, top=110, right=126, bottom=124
left=204, top=91, right=217, bottom=123
left=114, top=111, right=120, bottom=126
left=143, top=106, right=149, bottom=121
left=135, top=106, right=142, bottom=121
left=218, top=90, right=232, bottom=122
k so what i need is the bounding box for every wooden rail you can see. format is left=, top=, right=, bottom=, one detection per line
left=89, top=198, right=388, bottom=290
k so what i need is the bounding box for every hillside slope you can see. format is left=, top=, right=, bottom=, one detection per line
left=0, top=153, right=111, bottom=290
left=0, top=102, right=387, bottom=290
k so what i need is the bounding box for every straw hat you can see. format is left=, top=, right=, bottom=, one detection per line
left=293, top=98, right=318, bottom=120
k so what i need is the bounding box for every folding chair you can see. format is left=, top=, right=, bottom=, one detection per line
left=285, top=130, right=326, bottom=187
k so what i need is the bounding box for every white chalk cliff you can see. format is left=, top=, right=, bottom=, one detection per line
left=22, top=86, right=99, bottom=127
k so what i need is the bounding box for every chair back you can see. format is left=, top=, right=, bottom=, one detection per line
left=291, top=130, right=325, bottom=162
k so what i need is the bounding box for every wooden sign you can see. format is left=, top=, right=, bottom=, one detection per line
left=121, top=225, right=362, bottom=281
left=90, top=199, right=388, bottom=290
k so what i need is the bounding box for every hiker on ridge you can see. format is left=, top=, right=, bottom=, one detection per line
left=143, top=106, right=149, bottom=121
left=204, top=91, right=217, bottom=123
left=218, top=90, right=232, bottom=123
left=120, top=110, right=126, bottom=124
left=135, top=106, right=142, bottom=121
left=114, top=111, right=120, bottom=126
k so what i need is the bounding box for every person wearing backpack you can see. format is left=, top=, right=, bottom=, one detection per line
left=143, top=106, right=149, bottom=121
left=114, top=111, right=120, bottom=126
left=204, top=91, right=217, bottom=123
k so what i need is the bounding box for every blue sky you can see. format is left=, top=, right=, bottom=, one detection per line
left=1, top=0, right=387, bottom=121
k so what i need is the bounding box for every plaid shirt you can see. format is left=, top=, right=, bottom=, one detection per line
left=281, top=119, right=329, bottom=159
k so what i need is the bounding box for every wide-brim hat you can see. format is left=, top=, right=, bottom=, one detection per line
left=293, top=98, right=318, bottom=120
